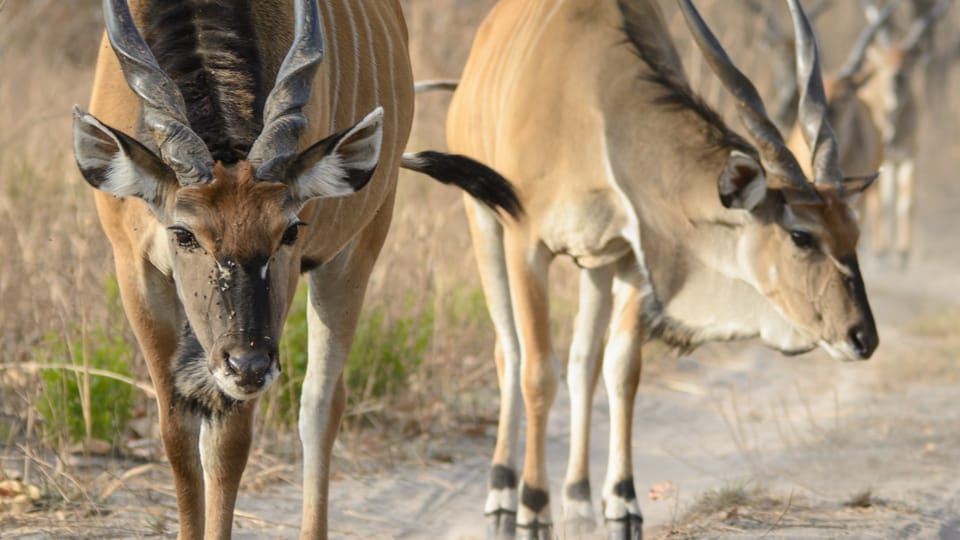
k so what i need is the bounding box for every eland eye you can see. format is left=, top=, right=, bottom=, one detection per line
left=282, top=222, right=304, bottom=246
left=169, top=227, right=200, bottom=250
left=790, top=230, right=816, bottom=250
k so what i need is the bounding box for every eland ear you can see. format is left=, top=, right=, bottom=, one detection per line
left=287, top=107, right=384, bottom=201
left=718, top=150, right=767, bottom=211
left=842, top=172, right=878, bottom=196
left=72, top=106, right=178, bottom=208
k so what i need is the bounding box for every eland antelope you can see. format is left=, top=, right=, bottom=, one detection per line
left=446, top=0, right=879, bottom=537
left=857, top=0, right=951, bottom=266
left=72, top=1, right=520, bottom=538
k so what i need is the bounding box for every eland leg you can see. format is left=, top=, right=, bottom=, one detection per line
left=561, top=265, right=614, bottom=535
left=466, top=199, right=523, bottom=539
left=503, top=234, right=557, bottom=540
left=894, top=159, right=915, bottom=269
left=200, top=402, right=257, bottom=539
left=601, top=279, right=644, bottom=540
left=875, top=161, right=898, bottom=259
left=861, top=179, right=883, bottom=259
left=113, top=255, right=204, bottom=539
left=299, top=203, right=393, bottom=539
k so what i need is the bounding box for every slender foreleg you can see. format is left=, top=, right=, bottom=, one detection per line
left=601, top=278, right=645, bottom=540
left=299, top=203, right=393, bottom=539
left=113, top=253, right=205, bottom=540
left=200, top=402, right=257, bottom=539
left=560, top=265, right=615, bottom=535
left=894, top=158, right=914, bottom=269
left=875, top=161, right=898, bottom=258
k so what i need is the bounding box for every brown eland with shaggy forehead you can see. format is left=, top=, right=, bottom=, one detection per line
left=72, top=0, right=520, bottom=538
left=445, top=0, right=878, bottom=537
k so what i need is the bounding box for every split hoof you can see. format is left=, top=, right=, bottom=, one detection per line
left=516, top=520, right=553, bottom=540
left=487, top=509, right=517, bottom=540
left=606, top=513, right=643, bottom=540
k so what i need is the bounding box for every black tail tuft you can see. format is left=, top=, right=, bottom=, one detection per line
left=401, top=151, right=524, bottom=219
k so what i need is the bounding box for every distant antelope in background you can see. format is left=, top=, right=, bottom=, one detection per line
left=446, top=0, right=878, bottom=537
left=858, top=0, right=952, bottom=267
left=745, top=0, right=949, bottom=267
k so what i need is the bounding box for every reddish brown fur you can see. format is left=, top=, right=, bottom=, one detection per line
left=175, top=162, right=291, bottom=261
left=81, top=2, right=416, bottom=539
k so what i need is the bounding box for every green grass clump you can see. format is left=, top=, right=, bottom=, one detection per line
left=36, top=278, right=136, bottom=449
left=345, top=297, right=433, bottom=410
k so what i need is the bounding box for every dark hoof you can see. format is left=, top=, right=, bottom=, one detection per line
left=516, top=520, right=552, bottom=540
left=487, top=509, right=517, bottom=540
left=606, top=513, right=643, bottom=540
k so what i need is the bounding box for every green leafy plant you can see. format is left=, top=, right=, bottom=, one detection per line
left=36, top=278, right=136, bottom=449
left=344, top=298, right=433, bottom=410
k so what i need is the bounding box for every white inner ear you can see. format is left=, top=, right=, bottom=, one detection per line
left=293, top=106, right=384, bottom=200
left=295, top=154, right=351, bottom=199
left=335, top=106, right=384, bottom=174
left=729, top=150, right=766, bottom=211
left=104, top=151, right=156, bottom=200
left=76, top=111, right=158, bottom=201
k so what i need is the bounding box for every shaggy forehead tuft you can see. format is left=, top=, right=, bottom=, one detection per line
left=174, top=162, right=292, bottom=258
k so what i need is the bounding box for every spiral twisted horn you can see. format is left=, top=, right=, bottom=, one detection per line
left=103, top=0, right=214, bottom=185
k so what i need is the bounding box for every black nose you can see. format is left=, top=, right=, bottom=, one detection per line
left=226, top=351, right=274, bottom=387
left=848, top=324, right=879, bottom=360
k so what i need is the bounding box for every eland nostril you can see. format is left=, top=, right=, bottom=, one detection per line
left=227, top=351, right=273, bottom=385
left=848, top=324, right=878, bottom=360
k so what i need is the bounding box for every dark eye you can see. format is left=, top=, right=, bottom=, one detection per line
left=282, top=222, right=303, bottom=246
left=790, top=230, right=816, bottom=250
left=169, top=227, right=199, bottom=250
